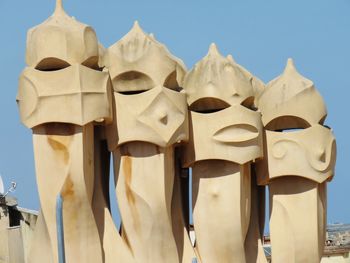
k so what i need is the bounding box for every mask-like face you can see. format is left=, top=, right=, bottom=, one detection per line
left=256, top=59, right=336, bottom=185
left=103, top=22, right=188, bottom=149
left=182, top=105, right=263, bottom=166
left=18, top=2, right=111, bottom=129
left=17, top=65, right=112, bottom=128
left=113, top=86, right=188, bottom=147
left=182, top=44, right=263, bottom=166
left=257, top=125, right=336, bottom=184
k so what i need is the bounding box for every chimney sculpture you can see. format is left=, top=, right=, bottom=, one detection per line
left=256, top=59, right=337, bottom=262
left=182, top=44, right=264, bottom=263
left=103, top=22, right=194, bottom=263
left=17, top=2, right=338, bottom=262
left=17, top=1, right=111, bottom=262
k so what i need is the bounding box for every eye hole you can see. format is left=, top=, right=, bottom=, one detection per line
left=241, top=96, right=257, bottom=111
left=190, top=98, right=230, bottom=113
left=275, top=128, right=305, bottom=132
left=265, top=116, right=311, bottom=132
left=113, top=71, right=154, bottom=94
left=82, top=56, right=101, bottom=70
left=119, top=90, right=148, bottom=95
left=35, top=58, right=70, bottom=71
left=319, top=115, right=327, bottom=125
left=164, top=71, right=182, bottom=92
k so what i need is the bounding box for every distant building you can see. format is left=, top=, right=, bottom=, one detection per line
left=0, top=195, right=37, bottom=263
left=263, top=224, right=350, bottom=262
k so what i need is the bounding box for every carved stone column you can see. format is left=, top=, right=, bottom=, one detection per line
left=182, top=44, right=264, bottom=263
left=103, top=22, right=194, bottom=263
left=17, top=1, right=111, bottom=262
left=256, top=59, right=337, bottom=263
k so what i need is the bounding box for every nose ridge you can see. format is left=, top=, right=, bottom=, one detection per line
left=310, top=136, right=336, bottom=172
left=318, top=150, right=326, bottom=163
left=159, top=112, right=168, bottom=125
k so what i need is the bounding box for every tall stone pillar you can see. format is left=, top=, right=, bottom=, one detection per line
left=182, top=44, right=264, bottom=263
left=256, top=59, right=337, bottom=263
left=103, top=22, right=194, bottom=263
left=17, top=1, right=111, bottom=262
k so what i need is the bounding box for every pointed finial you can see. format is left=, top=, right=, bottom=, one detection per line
left=54, top=0, right=64, bottom=14
left=208, top=43, right=220, bottom=56
left=226, top=54, right=236, bottom=64
left=149, top=33, right=155, bottom=39
left=284, top=58, right=297, bottom=74
left=132, top=20, right=143, bottom=32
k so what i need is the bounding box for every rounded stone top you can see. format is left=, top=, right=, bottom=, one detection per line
left=258, top=58, right=327, bottom=130
left=184, top=43, right=255, bottom=112
left=103, top=21, right=186, bottom=93
left=26, top=0, right=99, bottom=70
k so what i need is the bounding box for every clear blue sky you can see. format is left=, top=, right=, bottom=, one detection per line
left=0, top=0, right=349, bottom=228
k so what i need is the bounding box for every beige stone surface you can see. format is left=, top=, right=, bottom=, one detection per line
left=18, top=208, right=37, bottom=263
left=244, top=172, right=267, bottom=263
left=257, top=59, right=327, bottom=130
left=26, top=0, right=99, bottom=70
left=256, top=58, right=337, bottom=263
left=0, top=206, right=10, bottom=263
left=27, top=211, right=54, bottom=263
left=114, top=143, right=180, bottom=263
left=92, top=127, right=135, bottom=263
left=19, top=1, right=113, bottom=262
left=17, top=1, right=339, bottom=261
left=184, top=44, right=255, bottom=112
left=269, top=177, right=326, bottom=263
left=182, top=44, right=263, bottom=263
left=102, top=21, right=186, bottom=94
left=192, top=161, right=251, bottom=263
left=182, top=105, right=263, bottom=167
left=112, top=86, right=188, bottom=149
left=8, top=226, right=25, bottom=263
left=105, top=21, right=192, bottom=263
left=171, top=155, right=198, bottom=263
left=17, top=65, right=112, bottom=129
left=257, top=125, right=336, bottom=185
left=32, top=124, right=103, bottom=263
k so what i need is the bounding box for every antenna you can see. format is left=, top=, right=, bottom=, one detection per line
left=0, top=175, right=4, bottom=195
left=0, top=176, right=17, bottom=197
left=5, top=182, right=17, bottom=196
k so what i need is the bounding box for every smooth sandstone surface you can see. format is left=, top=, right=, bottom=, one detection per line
left=257, top=125, right=336, bottom=185
left=257, top=59, right=327, bottom=130
left=257, top=59, right=336, bottom=263
left=182, top=44, right=265, bottom=263
left=102, top=21, right=186, bottom=93
left=16, top=1, right=337, bottom=262
left=26, top=0, right=99, bottom=70
left=17, top=65, right=112, bottom=128
left=105, top=22, right=193, bottom=263
left=20, top=1, right=114, bottom=262
left=182, top=105, right=263, bottom=167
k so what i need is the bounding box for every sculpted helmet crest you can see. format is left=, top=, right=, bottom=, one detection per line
left=26, top=0, right=99, bottom=69
left=103, top=21, right=186, bottom=93
left=184, top=43, right=255, bottom=111
left=258, top=58, right=327, bottom=130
